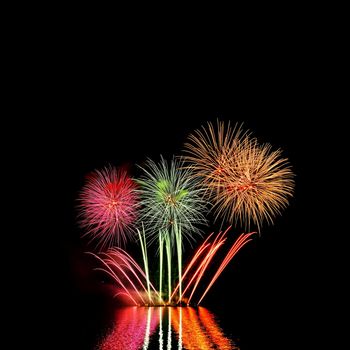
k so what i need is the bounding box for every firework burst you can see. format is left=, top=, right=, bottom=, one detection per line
left=214, top=139, right=294, bottom=230
left=183, top=120, right=248, bottom=197
left=138, top=156, right=207, bottom=244
left=184, top=121, right=294, bottom=230
left=78, top=166, right=139, bottom=249
left=138, top=156, right=207, bottom=301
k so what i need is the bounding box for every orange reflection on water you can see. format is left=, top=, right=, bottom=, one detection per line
left=172, top=307, right=237, bottom=350
left=98, top=306, right=237, bottom=349
left=198, top=307, right=237, bottom=349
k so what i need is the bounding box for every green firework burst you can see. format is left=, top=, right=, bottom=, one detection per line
left=137, top=156, right=207, bottom=303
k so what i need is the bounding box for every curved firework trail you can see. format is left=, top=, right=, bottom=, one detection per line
left=184, top=120, right=294, bottom=230
left=138, top=156, right=207, bottom=302
left=88, top=247, right=160, bottom=305
left=78, top=166, right=139, bottom=249
left=170, top=226, right=255, bottom=305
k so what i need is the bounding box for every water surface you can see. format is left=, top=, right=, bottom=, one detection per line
left=96, top=306, right=238, bottom=350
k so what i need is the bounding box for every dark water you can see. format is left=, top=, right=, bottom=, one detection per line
left=94, top=306, right=238, bottom=350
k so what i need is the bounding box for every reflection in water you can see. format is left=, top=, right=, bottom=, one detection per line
left=98, top=307, right=238, bottom=350
left=98, top=307, right=159, bottom=350
left=159, top=308, right=163, bottom=350
left=167, top=307, right=171, bottom=350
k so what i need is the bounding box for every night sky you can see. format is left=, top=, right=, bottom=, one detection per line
left=36, top=83, right=326, bottom=349
left=14, top=12, right=342, bottom=348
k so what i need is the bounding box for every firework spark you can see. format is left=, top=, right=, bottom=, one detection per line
left=184, top=121, right=294, bottom=230
left=78, top=166, right=139, bottom=249
left=197, top=230, right=255, bottom=304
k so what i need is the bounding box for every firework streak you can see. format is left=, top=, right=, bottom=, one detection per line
left=171, top=226, right=255, bottom=305
left=88, top=248, right=160, bottom=305
left=91, top=227, right=254, bottom=306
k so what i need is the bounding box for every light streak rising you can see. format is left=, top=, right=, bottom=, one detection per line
left=91, top=227, right=254, bottom=306
left=171, top=226, right=255, bottom=305
left=89, top=248, right=160, bottom=305
left=183, top=120, right=247, bottom=198
left=213, top=140, right=295, bottom=231
left=138, top=156, right=207, bottom=302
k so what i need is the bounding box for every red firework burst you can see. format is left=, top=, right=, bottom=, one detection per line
left=78, top=166, right=139, bottom=249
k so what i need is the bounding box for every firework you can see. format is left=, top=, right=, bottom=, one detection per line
left=170, top=227, right=255, bottom=305
left=89, top=247, right=159, bottom=305
left=90, top=228, right=253, bottom=306
left=183, top=120, right=247, bottom=197
left=137, top=224, right=151, bottom=303
left=78, top=166, right=139, bottom=249
left=197, top=231, right=255, bottom=304
left=214, top=139, right=295, bottom=230
left=138, top=156, right=207, bottom=302
left=184, top=121, right=294, bottom=230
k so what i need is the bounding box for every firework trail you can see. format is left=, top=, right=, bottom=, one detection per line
left=171, top=227, right=255, bottom=305
left=184, top=120, right=294, bottom=230
left=88, top=247, right=159, bottom=305
left=138, top=156, right=207, bottom=302
left=197, top=231, right=255, bottom=304
left=137, top=224, right=151, bottom=304
left=90, top=228, right=254, bottom=306
left=78, top=166, right=139, bottom=249
left=77, top=120, right=294, bottom=313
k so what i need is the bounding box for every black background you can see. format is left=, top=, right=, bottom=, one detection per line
left=27, top=41, right=335, bottom=348
left=42, top=103, right=323, bottom=349
left=8, top=7, right=344, bottom=347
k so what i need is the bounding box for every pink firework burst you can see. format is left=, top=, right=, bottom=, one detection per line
left=78, top=166, right=139, bottom=249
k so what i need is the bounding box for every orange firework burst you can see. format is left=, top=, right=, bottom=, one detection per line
left=183, top=121, right=248, bottom=196
left=184, top=121, right=294, bottom=230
